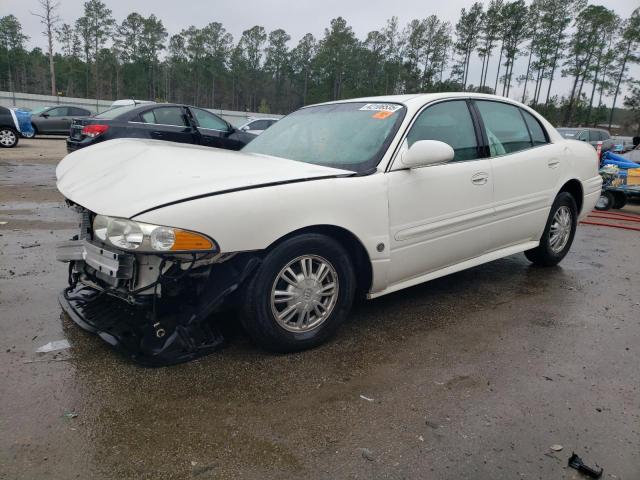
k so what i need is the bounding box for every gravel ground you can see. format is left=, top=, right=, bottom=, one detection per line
left=1, top=137, right=639, bottom=479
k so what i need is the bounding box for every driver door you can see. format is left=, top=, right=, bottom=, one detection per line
left=386, top=100, right=495, bottom=286
left=189, top=108, right=241, bottom=149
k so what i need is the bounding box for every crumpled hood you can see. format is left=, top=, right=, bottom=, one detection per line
left=56, top=139, right=351, bottom=218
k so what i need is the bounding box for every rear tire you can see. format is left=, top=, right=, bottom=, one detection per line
left=241, top=233, right=356, bottom=352
left=612, top=191, right=627, bottom=209
left=525, top=192, right=577, bottom=267
left=0, top=127, right=18, bottom=148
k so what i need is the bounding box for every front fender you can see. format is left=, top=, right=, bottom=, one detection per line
left=133, top=174, right=391, bottom=290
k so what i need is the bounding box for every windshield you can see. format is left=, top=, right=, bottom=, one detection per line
left=95, top=105, right=138, bottom=119
left=242, top=102, right=406, bottom=173
left=557, top=128, right=582, bottom=139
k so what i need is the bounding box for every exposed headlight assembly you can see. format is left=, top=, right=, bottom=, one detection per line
left=92, top=215, right=217, bottom=253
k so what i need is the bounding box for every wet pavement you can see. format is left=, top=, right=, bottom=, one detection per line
left=1, top=138, right=639, bottom=479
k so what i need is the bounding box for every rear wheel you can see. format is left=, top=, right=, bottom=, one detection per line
left=0, top=127, right=18, bottom=148
left=241, top=233, right=356, bottom=352
left=612, top=191, right=627, bottom=209
left=525, top=192, right=577, bottom=267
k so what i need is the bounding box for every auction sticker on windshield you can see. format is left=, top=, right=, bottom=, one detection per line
left=359, top=103, right=403, bottom=113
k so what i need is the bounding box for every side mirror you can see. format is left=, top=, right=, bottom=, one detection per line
left=401, top=140, right=454, bottom=169
left=240, top=125, right=249, bottom=132
left=41, top=113, right=49, bottom=118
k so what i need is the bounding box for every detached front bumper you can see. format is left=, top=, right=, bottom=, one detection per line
left=57, top=238, right=259, bottom=366
left=59, top=285, right=224, bottom=366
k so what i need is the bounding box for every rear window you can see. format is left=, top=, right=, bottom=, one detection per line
left=95, top=105, right=139, bottom=119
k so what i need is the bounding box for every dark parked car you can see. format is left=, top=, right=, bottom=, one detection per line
left=0, top=105, right=20, bottom=148
left=31, top=105, right=93, bottom=137
left=557, top=127, right=615, bottom=152
left=66, top=103, right=256, bottom=153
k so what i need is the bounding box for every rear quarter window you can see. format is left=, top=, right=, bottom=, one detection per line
left=521, top=110, right=548, bottom=146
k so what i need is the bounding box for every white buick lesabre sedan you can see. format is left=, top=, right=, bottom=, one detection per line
left=56, top=93, right=601, bottom=365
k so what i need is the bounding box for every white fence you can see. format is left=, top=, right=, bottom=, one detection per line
left=0, top=91, right=282, bottom=126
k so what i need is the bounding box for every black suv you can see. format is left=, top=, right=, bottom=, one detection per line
left=66, top=103, right=256, bottom=153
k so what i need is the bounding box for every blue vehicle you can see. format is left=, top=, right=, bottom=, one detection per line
left=596, top=151, right=640, bottom=210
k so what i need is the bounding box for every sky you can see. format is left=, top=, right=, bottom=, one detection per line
left=2, top=0, right=639, bottom=105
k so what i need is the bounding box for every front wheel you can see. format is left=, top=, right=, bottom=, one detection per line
left=525, top=192, right=577, bottom=267
left=595, top=191, right=614, bottom=211
left=241, top=233, right=356, bottom=352
left=0, top=127, right=19, bottom=148
left=21, top=125, right=36, bottom=138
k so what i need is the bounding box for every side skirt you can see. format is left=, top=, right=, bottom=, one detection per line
left=367, top=241, right=539, bottom=299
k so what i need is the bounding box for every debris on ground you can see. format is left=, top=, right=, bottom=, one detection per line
left=359, top=395, right=375, bottom=402
left=36, top=339, right=70, bottom=353
left=62, top=412, right=78, bottom=419
left=20, top=243, right=41, bottom=249
left=568, top=452, right=603, bottom=479
left=359, top=448, right=375, bottom=461
left=550, top=444, right=563, bottom=452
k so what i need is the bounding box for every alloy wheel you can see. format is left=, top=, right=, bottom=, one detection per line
left=270, top=254, right=339, bottom=333
left=549, top=205, right=572, bottom=254
left=0, top=129, right=16, bottom=147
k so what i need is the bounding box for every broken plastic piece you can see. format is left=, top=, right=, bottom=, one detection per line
left=568, top=452, right=603, bottom=479
left=36, top=340, right=70, bottom=353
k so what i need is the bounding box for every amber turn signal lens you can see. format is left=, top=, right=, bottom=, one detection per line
left=171, top=230, right=214, bottom=251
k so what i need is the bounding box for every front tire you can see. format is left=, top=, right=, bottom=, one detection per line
left=525, top=192, right=577, bottom=267
left=0, top=127, right=18, bottom=148
left=595, top=191, right=614, bottom=211
left=21, top=125, right=36, bottom=139
left=241, top=234, right=356, bottom=352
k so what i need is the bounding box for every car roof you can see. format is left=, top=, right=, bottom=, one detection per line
left=308, top=92, right=537, bottom=110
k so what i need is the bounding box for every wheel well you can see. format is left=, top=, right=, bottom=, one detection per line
left=267, top=225, right=373, bottom=296
left=559, top=179, right=583, bottom=215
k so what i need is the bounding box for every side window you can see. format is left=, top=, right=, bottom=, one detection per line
left=577, top=131, right=588, bottom=142
left=406, top=100, right=479, bottom=161
left=47, top=107, right=69, bottom=117
left=249, top=119, right=269, bottom=130
left=70, top=107, right=90, bottom=116
left=152, top=107, right=187, bottom=126
left=475, top=101, right=532, bottom=155
left=589, top=130, right=600, bottom=142
left=191, top=108, right=229, bottom=130
left=521, top=110, right=548, bottom=146
left=140, top=110, right=156, bottom=123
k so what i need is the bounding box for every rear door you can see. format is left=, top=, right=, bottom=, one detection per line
left=135, top=106, right=196, bottom=144
left=473, top=100, right=561, bottom=250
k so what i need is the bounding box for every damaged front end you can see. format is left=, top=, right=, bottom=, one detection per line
left=57, top=205, right=259, bottom=366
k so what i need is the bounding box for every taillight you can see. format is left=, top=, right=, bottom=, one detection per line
left=82, top=124, right=109, bottom=138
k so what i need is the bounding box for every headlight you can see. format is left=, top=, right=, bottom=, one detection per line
left=92, top=215, right=217, bottom=253
left=108, top=218, right=144, bottom=250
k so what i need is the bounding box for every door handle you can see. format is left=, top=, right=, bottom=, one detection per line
left=547, top=158, right=560, bottom=168
left=152, top=131, right=165, bottom=138
left=471, top=172, right=489, bottom=185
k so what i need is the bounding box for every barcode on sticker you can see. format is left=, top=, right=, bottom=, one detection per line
left=359, top=103, right=402, bottom=113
